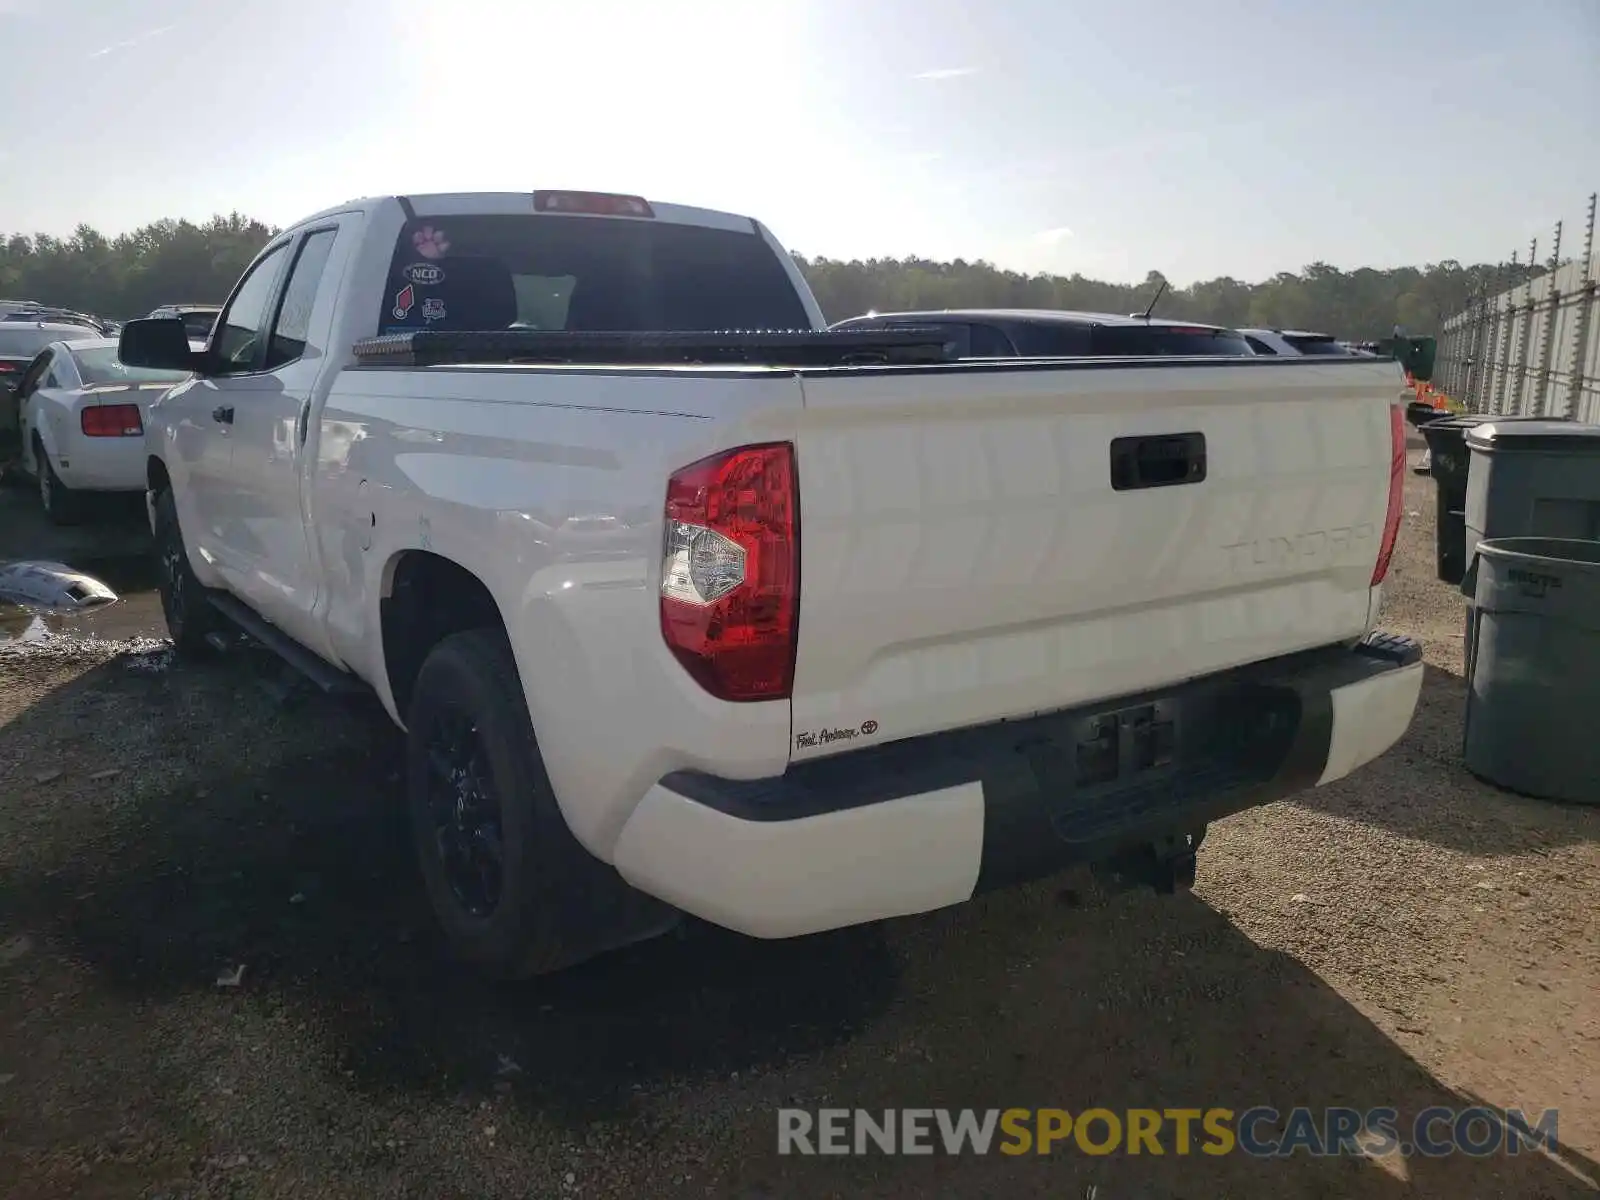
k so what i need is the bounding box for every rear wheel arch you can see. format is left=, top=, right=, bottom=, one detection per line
left=391, top=560, right=680, bottom=978
left=147, top=455, right=172, bottom=496
left=380, top=549, right=512, bottom=720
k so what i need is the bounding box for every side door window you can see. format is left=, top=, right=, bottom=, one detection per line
left=265, top=229, right=340, bottom=369
left=1010, top=323, right=1092, bottom=356
left=885, top=320, right=969, bottom=359
left=967, top=323, right=1018, bottom=357
left=211, top=243, right=292, bottom=374
left=1244, top=336, right=1278, bottom=356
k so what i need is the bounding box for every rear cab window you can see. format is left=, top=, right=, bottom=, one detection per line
left=377, top=213, right=812, bottom=335
left=1088, top=325, right=1253, bottom=356
left=1284, top=334, right=1349, bottom=356
left=1006, top=323, right=1251, bottom=357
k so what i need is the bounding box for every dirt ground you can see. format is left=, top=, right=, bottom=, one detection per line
left=0, top=452, right=1596, bottom=1199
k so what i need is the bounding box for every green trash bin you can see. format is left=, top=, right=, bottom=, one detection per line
left=1418, top=414, right=1565, bottom=586
left=1464, top=537, right=1600, bottom=803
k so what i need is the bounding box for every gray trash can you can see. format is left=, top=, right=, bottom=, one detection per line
left=1460, top=420, right=1600, bottom=670
left=1464, top=537, right=1600, bottom=804
left=1463, top=420, right=1600, bottom=584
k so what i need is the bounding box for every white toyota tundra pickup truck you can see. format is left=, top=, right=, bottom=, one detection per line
left=118, top=188, right=1424, bottom=979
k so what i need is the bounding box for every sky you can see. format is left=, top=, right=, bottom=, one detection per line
left=1, top=0, right=1596, bottom=285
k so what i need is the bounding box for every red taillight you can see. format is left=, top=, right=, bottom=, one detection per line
left=81, top=404, right=143, bottom=437
left=660, top=443, right=798, bottom=702
left=533, top=190, right=654, bottom=218
left=1371, top=404, right=1405, bottom=586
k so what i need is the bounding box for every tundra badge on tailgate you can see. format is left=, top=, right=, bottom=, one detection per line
left=1221, top=524, right=1374, bottom=571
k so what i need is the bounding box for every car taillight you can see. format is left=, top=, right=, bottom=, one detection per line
left=82, top=404, right=143, bottom=437
left=660, top=442, right=798, bottom=702
left=1370, top=403, right=1405, bottom=586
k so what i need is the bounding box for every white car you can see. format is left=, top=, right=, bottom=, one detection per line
left=1238, top=328, right=1353, bottom=357
left=12, top=336, right=191, bottom=523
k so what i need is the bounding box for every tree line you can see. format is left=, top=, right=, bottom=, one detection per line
left=0, top=214, right=1545, bottom=337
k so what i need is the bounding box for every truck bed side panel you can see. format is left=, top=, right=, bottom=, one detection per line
left=308, top=367, right=806, bottom=856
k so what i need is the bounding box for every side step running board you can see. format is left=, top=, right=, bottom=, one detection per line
left=206, top=593, right=368, bottom=696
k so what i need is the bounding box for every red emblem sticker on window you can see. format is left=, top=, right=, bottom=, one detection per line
left=412, top=226, right=450, bottom=259
left=392, top=285, right=415, bottom=320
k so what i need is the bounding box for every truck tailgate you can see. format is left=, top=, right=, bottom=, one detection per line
left=788, top=357, right=1406, bottom=760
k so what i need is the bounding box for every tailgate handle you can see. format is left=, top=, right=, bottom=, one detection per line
left=1110, top=432, right=1206, bottom=491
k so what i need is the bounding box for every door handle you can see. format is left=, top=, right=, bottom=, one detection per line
left=212, top=405, right=234, bottom=425
left=1109, top=432, right=1207, bottom=491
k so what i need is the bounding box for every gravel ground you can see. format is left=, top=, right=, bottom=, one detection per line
left=0, top=462, right=1597, bottom=1199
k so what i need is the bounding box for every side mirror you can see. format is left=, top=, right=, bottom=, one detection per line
left=119, top=318, right=202, bottom=373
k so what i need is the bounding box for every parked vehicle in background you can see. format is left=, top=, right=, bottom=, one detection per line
left=829, top=308, right=1256, bottom=356
left=12, top=336, right=192, bottom=523
left=4, top=321, right=115, bottom=439
left=146, top=304, right=222, bottom=345
left=0, top=304, right=109, bottom=336
left=1238, top=327, right=1354, bottom=357
left=120, top=187, right=1423, bottom=983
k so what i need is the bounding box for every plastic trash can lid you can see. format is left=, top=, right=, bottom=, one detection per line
left=1418, top=413, right=1494, bottom=430
left=1418, top=412, right=1554, bottom=433
left=1465, top=419, right=1600, bottom=454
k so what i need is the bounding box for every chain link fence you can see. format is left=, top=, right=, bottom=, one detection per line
left=1435, top=192, right=1599, bottom=423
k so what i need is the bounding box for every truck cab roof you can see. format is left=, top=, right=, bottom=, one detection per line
left=296, top=191, right=765, bottom=237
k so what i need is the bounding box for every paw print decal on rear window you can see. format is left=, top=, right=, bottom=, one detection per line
left=412, top=225, right=451, bottom=259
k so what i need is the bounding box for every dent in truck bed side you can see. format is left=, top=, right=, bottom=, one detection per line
left=306, top=366, right=807, bottom=860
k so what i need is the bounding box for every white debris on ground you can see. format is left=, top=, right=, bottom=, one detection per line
left=122, top=640, right=175, bottom=674
left=0, top=560, right=120, bottom=611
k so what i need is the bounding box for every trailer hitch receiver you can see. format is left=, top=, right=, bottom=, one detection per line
left=1091, top=830, right=1205, bottom=896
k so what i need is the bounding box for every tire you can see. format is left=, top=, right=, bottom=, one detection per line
left=152, top=487, right=222, bottom=658
left=405, top=628, right=675, bottom=979
left=34, top=436, right=84, bottom=526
